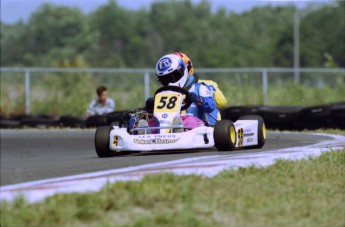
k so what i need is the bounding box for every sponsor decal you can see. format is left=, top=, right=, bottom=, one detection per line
left=206, top=90, right=212, bottom=96
left=243, top=128, right=251, bottom=134
left=159, top=120, right=170, bottom=124
left=244, top=133, right=254, bottom=137
left=238, top=128, right=244, bottom=147
left=133, top=138, right=179, bottom=145
left=158, top=57, right=172, bottom=71
left=113, top=136, right=118, bottom=146
left=162, top=113, right=168, bottom=118
left=138, top=134, right=177, bottom=139
left=247, top=138, right=254, bottom=143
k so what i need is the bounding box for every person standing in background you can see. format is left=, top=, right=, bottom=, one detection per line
left=87, top=86, right=115, bottom=116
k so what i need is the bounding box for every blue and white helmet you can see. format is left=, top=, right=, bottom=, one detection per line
left=155, top=54, right=188, bottom=87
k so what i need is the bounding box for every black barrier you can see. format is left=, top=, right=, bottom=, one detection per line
left=297, top=104, right=333, bottom=130
left=257, top=106, right=304, bottom=130
left=59, top=115, right=86, bottom=128
left=221, top=106, right=259, bottom=121
left=86, top=115, right=108, bottom=127
left=106, top=111, right=129, bottom=125
left=221, top=103, right=345, bottom=130
left=20, top=114, right=59, bottom=127
left=1, top=103, right=344, bottom=130
left=0, top=119, right=21, bottom=128
left=330, top=102, right=345, bottom=129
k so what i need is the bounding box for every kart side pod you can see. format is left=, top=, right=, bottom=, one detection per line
left=214, top=115, right=266, bottom=151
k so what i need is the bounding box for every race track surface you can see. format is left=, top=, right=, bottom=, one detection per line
left=0, top=129, right=332, bottom=186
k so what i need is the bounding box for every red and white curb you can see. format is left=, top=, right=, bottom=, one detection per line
left=1, top=133, right=344, bottom=203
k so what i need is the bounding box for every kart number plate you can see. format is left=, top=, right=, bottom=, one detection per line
left=154, top=93, right=181, bottom=113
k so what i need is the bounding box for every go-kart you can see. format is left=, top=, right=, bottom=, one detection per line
left=95, top=86, right=266, bottom=157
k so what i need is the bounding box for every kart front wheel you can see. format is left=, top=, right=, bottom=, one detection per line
left=214, top=120, right=236, bottom=151
left=95, top=126, right=114, bottom=157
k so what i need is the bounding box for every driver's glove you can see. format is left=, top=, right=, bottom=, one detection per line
left=188, top=92, right=201, bottom=104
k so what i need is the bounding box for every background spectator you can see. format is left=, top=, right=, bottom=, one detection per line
left=87, top=86, right=115, bottom=116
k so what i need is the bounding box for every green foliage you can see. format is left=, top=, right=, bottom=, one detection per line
left=300, top=2, right=345, bottom=67
left=1, top=71, right=344, bottom=115
left=1, top=1, right=344, bottom=68
left=1, top=149, right=344, bottom=226
left=0, top=72, right=26, bottom=114
left=1, top=1, right=344, bottom=114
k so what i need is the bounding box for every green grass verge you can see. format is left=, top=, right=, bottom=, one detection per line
left=1, top=149, right=344, bottom=227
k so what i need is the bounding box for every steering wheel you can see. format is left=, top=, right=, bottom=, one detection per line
left=154, top=86, right=192, bottom=111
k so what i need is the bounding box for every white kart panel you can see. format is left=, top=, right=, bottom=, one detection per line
left=234, top=120, right=259, bottom=147
left=153, top=92, right=182, bottom=134
left=109, top=126, right=215, bottom=151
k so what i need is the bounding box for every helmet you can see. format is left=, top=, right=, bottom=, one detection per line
left=156, top=54, right=188, bottom=87
left=173, top=52, right=194, bottom=75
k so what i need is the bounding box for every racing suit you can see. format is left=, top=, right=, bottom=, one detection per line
left=144, top=75, right=220, bottom=130
left=179, top=73, right=219, bottom=126
left=185, top=82, right=218, bottom=126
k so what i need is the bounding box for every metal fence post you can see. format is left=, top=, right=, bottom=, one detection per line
left=25, top=69, right=31, bottom=114
left=262, top=70, right=268, bottom=105
left=144, top=71, right=150, bottom=101
left=293, top=11, right=300, bottom=85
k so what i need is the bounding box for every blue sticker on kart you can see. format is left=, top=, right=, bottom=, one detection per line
left=157, top=57, right=172, bottom=71
left=162, top=114, right=168, bottom=118
left=159, top=120, right=170, bottom=124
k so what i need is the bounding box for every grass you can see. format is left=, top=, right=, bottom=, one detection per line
left=1, top=148, right=344, bottom=227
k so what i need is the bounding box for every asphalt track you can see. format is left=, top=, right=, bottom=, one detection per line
left=0, top=129, right=333, bottom=186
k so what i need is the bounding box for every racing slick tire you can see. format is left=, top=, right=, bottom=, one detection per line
left=214, top=120, right=236, bottom=151
left=239, top=115, right=266, bottom=148
left=95, top=126, right=114, bottom=157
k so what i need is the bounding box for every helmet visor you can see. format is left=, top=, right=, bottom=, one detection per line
left=157, top=65, right=185, bottom=86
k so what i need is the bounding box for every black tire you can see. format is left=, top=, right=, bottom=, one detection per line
left=110, top=121, right=120, bottom=127
left=221, top=106, right=259, bottom=121
left=239, top=115, right=266, bottom=148
left=20, top=119, right=59, bottom=127
left=0, top=119, right=20, bottom=128
left=95, top=126, right=114, bottom=158
left=298, top=105, right=332, bottom=130
left=331, top=102, right=345, bottom=129
left=87, top=115, right=107, bottom=128
left=214, top=120, right=236, bottom=151
left=257, top=106, right=302, bottom=130
left=59, top=115, right=86, bottom=128
left=106, top=111, right=128, bottom=125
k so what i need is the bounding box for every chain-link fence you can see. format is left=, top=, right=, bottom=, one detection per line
left=1, top=68, right=344, bottom=116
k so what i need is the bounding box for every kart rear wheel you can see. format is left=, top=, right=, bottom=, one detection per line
left=239, top=115, right=266, bottom=148
left=214, top=120, right=236, bottom=151
left=95, top=126, right=114, bottom=157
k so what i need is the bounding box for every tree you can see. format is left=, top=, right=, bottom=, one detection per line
left=25, top=4, right=97, bottom=66
left=1, top=0, right=344, bottom=68
left=1, top=22, right=28, bottom=66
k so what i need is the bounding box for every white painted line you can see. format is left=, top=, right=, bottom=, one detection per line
left=1, top=133, right=344, bottom=203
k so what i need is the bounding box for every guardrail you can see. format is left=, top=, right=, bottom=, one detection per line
left=1, top=67, right=345, bottom=114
